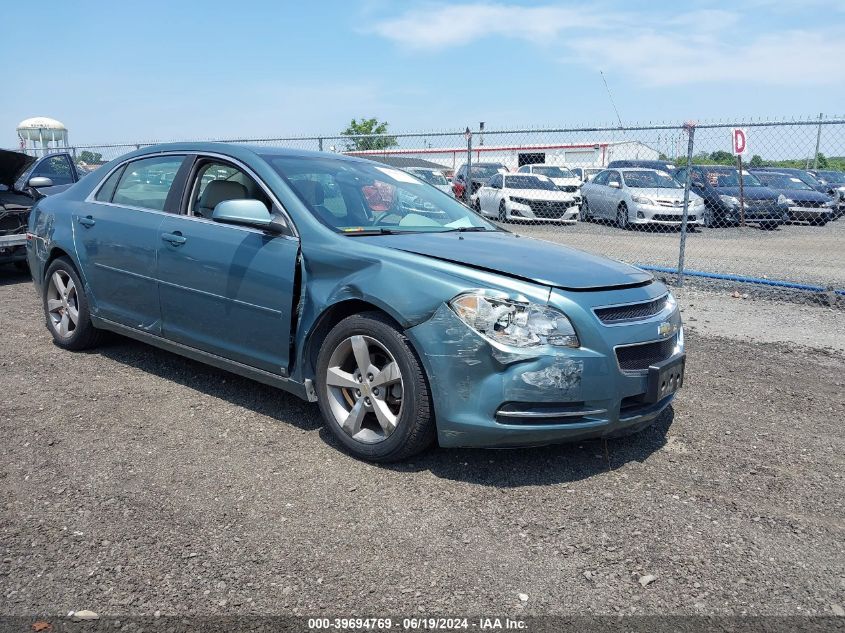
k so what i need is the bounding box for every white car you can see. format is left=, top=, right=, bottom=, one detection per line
left=580, top=168, right=706, bottom=228
left=404, top=167, right=453, bottom=196
left=517, top=163, right=582, bottom=197
left=571, top=167, right=603, bottom=182
left=475, top=173, right=580, bottom=223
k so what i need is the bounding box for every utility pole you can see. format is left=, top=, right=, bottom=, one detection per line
left=813, top=112, right=823, bottom=169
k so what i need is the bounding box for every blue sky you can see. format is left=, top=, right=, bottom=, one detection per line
left=2, top=0, right=844, bottom=147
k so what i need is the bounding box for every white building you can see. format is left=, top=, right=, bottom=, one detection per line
left=347, top=140, right=660, bottom=173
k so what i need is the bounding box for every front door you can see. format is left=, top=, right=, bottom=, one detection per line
left=74, top=154, right=187, bottom=332
left=157, top=158, right=299, bottom=375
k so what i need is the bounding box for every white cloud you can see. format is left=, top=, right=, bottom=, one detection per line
left=369, top=2, right=612, bottom=49
left=370, top=2, right=844, bottom=87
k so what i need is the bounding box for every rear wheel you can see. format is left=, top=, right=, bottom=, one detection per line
left=316, top=312, right=435, bottom=462
left=580, top=198, right=591, bottom=222
left=42, top=257, right=104, bottom=350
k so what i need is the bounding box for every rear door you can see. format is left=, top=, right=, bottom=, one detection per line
left=156, top=156, right=299, bottom=375
left=74, top=154, right=188, bottom=331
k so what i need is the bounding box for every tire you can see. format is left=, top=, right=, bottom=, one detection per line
left=42, top=257, right=104, bottom=350
left=498, top=200, right=508, bottom=223
left=580, top=198, right=591, bottom=222
left=315, top=312, right=435, bottom=462
left=616, top=203, right=629, bottom=229
left=702, top=205, right=714, bottom=228
left=474, top=199, right=482, bottom=214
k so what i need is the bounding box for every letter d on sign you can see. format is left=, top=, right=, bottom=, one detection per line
left=731, top=128, right=748, bottom=156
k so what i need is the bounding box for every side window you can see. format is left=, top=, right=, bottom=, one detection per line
left=112, top=156, right=185, bottom=212
left=190, top=161, right=271, bottom=218
left=95, top=166, right=125, bottom=202
left=31, top=155, right=74, bottom=186
left=608, top=171, right=621, bottom=187
left=592, top=171, right=608, bottom=185
left=489, top=174, right=503, bottom=189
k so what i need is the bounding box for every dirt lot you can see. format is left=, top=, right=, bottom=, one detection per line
left=512, top=216, right=845, bottom=290
left=1, top=270, right=844, bottom=618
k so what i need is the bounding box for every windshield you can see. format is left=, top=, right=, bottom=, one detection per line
left=408, top=169, right=448, bottom=186
left=532, top=166, right=576, bottom=179
left=757, top=174, right=812, bottom=191
left=817, top=171, right=845, bottom=184
left=470, top=165, right=504, bottom=179
left=622, top=170, right=681, bottom=189
left=504, top=175, right=558, bottom=190
left=264, top=155, right=497, bottom=234
left=705, top=169, right=763, bottom=187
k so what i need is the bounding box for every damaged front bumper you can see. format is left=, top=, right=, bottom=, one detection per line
left=406, top=288, right=683, bottom=448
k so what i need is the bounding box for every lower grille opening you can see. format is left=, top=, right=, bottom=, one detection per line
left=616, top=335, right=676, bottom=372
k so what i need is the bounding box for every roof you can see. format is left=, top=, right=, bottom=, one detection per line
left=366, top=155, right=446, bottom=169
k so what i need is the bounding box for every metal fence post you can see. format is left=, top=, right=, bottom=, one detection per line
left=465, top=127, right=472, bottom=204
left=677, top=122, right=696, bottom=286
left=318, top=137, right=323, bottom=152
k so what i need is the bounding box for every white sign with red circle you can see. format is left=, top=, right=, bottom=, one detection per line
left=731, top=128, right=748, bottom=156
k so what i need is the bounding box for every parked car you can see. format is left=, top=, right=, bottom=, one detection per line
left=475, top=173, right=580, bottom=223
left=607, top=159, right=678, bottom=171
left=404, top=167, right=453, bottom=196
left=808, top=170, right=845, bottom=217
left=516, top=164, right=582, bottom=194
left=581, top=168, right=705, bottom=228
left=452, top=162, right=508, bottom=203
left=673, top=165, right=787, bottom=229
left=27, top=143, right=684, bottom=461
left=749, top=171, right=836, bottom=225
left=571, top=167, right=603, bottom=182
left=1, top=149, right=87, bottom=270
left=751, top=166, right=843, bottom=217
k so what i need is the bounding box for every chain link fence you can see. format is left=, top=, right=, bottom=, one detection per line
left=32, top=116, right=845, bottom=305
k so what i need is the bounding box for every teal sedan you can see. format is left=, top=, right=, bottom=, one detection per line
left=26, top=143, right=684, bottom=462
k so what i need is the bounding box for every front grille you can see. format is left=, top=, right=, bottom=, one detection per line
left=656, top=199, right=684, bottom=207
left=528, top=200, right=571, bottom=218
left=616, top=336, right=676, bottom=372
left=558, top=185, right=579, bottom=193
left=595, top=295, right=667, bottom=324
left=792, top=200, right=824, bottom=208
left=0, top=214, right=28, bottom=236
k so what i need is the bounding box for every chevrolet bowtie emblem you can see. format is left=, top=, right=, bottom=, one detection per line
left=658, top=322, right=675, bottom=337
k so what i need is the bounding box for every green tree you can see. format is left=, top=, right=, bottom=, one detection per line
left=814, top=152, right=829, bottom=168
left=749, top=154, right=765, bottom=167
left=341, top=118, right=398, bottom=151
left=708, top=150, right=735, bottom=165
left=78, top=150, right=103, bottom=164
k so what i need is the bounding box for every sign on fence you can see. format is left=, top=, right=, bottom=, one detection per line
left=731, top=128, right=748, bottom=155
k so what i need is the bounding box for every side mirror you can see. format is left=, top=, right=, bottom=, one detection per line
left=609, top=181, right=621, bottom=188
left=28, top=176, right=54, bottom=189
left=212, top=199, right=275, bottom=230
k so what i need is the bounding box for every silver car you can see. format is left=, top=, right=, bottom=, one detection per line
left=580, top=168, right=705, bottom=228
left=405, top=167, right=454, bottom=196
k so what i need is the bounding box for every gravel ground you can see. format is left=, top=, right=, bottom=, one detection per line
left=1, top=270, right=844, bottom=618
left=509, top=216, right=845, bottom=290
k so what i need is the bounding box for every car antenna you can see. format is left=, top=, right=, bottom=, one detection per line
left=600, top=70, right=624, bottom=132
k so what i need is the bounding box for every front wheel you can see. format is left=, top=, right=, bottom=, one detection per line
left=616, top=203, right=630, bottom=229
left=316, top=312, right=435, bottom=462
left=580, top=198, right=591, bottom=222
left=498, top=200, right=508, bottom=223
left=42, top=257, right=104, bottom=350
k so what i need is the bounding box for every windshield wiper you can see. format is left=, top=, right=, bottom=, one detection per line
left=441, top=226, right=499, bottom=233
left=342, top=227, right=403, bottom=236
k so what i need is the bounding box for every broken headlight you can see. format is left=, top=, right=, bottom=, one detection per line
left=449, top=292, right=580, bottom=348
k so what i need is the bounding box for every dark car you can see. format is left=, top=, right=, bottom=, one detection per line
left=752, top=166, right=843, bottom=217
left=808, top=170, right=845, bottom=217
left=1, top=149, right=87, bottom=269
left=750, top=171, right=836, bottom=225
left=673, top=165, right=787, bottom=229
left=452, top=162, right=507, bottom=202
left=607, top=159, right=677, bottom=172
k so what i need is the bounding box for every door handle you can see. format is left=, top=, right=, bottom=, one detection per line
left=77, top=216, right=95, bottom=228
left=161, top=232, right=186, bottom=246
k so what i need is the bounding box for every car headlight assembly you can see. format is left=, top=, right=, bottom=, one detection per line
left=631, top=195, right=655, bottom=205
left=449, top=292, right=580, bottom=348
left=665, top=292, right=677, bottom=314
left=719, top=195, right=740, bottom=207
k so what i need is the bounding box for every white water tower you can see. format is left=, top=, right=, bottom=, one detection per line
left=16, top=117, right=69, bottom=156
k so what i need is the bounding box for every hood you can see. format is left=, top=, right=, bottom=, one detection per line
left=550, top=177, right=582, bottom=188
left=771, top=188, right=834, bottom=203
left=361, top=231, right=652, bottom=290
left=710, top=185, right=779, bottom=200
left=0, top=149, right=35, bottom=189
left=630, top=187, right=688, bottom=202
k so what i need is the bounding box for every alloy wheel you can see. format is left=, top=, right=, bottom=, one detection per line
left=324, top=335, right=404, bottom=444
left=46, top=270, right=79, bottom=339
